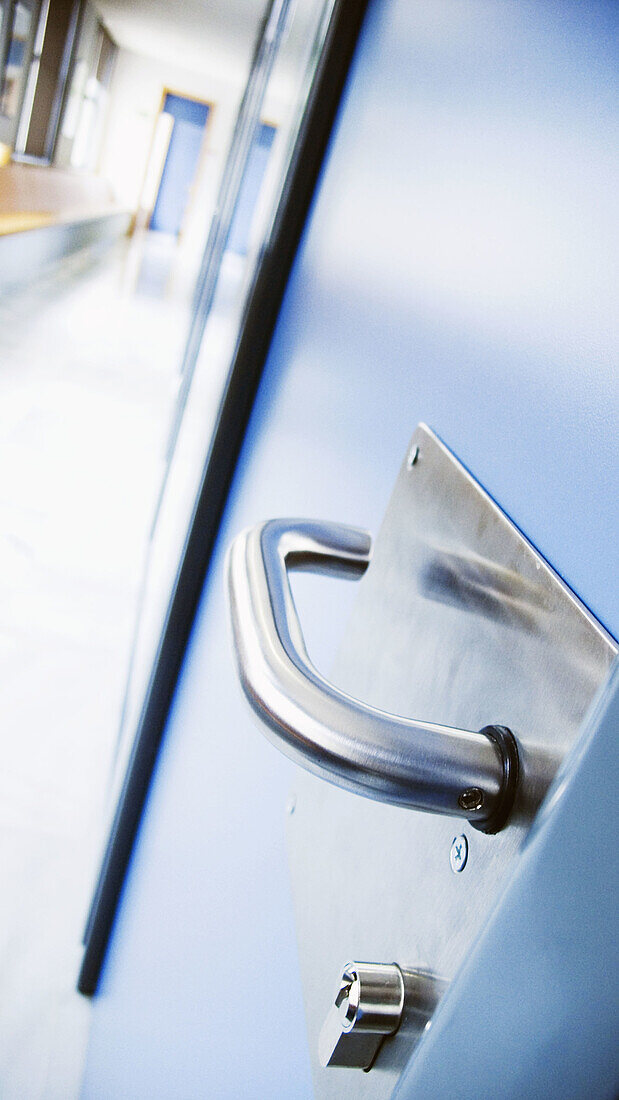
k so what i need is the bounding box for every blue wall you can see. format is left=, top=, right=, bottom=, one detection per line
left=82, top=1, right=618, bottom=1095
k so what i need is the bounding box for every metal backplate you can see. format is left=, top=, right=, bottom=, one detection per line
left=286, top=424, right=616, bottom=1100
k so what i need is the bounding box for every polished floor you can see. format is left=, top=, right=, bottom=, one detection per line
left=0, top=232, right=191, bottom=1098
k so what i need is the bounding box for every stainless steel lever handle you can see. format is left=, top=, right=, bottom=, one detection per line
left=227, top=519, right=518, bottom=831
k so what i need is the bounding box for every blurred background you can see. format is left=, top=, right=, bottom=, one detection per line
left=0, top=0, right=334, bottom=1094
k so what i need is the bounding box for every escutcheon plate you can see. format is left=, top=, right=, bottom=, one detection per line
left=286, top=424, right=616, bottom=1099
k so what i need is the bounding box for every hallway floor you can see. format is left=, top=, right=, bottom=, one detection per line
left=0, top=232, right=191, bottom=1097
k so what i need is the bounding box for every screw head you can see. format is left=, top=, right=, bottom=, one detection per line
left=450, top=834, right=468, bottom=873
left=458, top=787, right=484, bottom=812
left=407, top=444, right=420, bottom=468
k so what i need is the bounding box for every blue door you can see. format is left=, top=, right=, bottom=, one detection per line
left=150, top=94, right=210, bottom=235
left=82, top=2, right=618, bottom=1096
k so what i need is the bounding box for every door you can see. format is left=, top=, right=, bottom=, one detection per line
left=81, top=1, right=618, bottom=1096
left=150, top=93, right=210, bottom=235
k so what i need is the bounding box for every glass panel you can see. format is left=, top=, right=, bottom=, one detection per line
left=1, top=2, right=279, bottom=1088
left=0, top=1, right=32, bottom=118
left=109, top=0, right=338, bottom=798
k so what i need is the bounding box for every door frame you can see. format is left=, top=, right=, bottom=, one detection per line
left=78, top=0, right=370, bottom=998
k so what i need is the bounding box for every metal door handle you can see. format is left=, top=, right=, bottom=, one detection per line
left=227, top=519, right=518, bottom=831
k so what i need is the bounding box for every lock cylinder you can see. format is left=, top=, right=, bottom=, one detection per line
left=319, top=962, right=405, bottom=1070
left=318, top=961, right=445, bottom=1072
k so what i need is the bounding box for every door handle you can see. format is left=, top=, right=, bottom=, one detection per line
left=227, top=519, right=519, bottom=832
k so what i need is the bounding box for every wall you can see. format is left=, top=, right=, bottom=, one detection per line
left=96, top=48, right=243, bottom=246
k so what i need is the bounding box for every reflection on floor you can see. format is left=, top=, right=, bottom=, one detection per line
left=0, top=231, right=191, bottom=1098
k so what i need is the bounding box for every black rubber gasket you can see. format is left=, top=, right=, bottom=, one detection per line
left=471, top=725, right=520, bottom=835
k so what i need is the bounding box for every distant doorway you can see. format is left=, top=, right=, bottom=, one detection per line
left=150, top=93, right=210, bottom=236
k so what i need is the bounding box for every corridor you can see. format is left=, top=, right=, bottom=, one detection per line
left=0, top=233, right=188, bottom=1095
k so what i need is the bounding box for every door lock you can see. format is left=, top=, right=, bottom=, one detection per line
left=318, top=962, right=445, bottom=1071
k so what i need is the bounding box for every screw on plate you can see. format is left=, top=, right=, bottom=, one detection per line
left=458, top=787, right=484, bottom=812
left=407, top=444, right=420, bottom=468
left=450, top=834, right=468, bottom=873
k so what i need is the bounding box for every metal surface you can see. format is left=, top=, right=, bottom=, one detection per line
left=318, top=961, right=445, bottom=1072
left=227, top=518, right=517, bottom=825
left=284, top=424, right=616, bottom=1100
left=319, top=962, right=405, bottom=1069
left=394, top=663, right=619, bottom=1100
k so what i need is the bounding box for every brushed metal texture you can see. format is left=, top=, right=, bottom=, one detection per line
left=286, top=424, right=616, bottom=1099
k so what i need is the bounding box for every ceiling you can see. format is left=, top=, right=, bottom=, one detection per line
left=92, top=0, right=268, bottom=85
